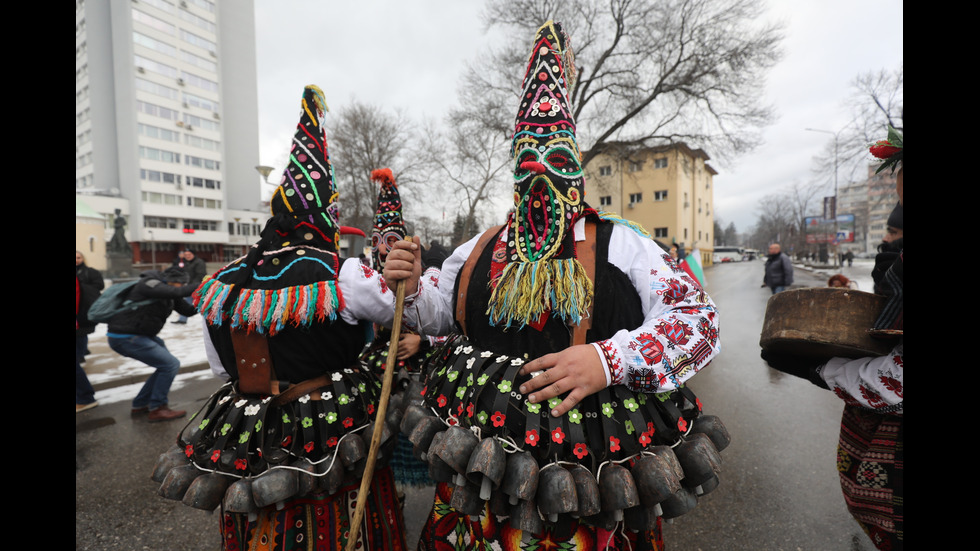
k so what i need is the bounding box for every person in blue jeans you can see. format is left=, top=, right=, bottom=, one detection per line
left=106, top=267, right=197, bottom=422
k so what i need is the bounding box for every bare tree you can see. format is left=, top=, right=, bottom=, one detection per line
left=747, top=179, right=825, bottom=256
left=467, top=0, right=783, bottom=167
left=419, top=103, right=514, bottom=247
left=326, top=102, right=420, bottom=232
left=810, top=64, right=903, bottom=187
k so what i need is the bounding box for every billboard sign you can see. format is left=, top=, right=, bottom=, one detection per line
left=805, top=213, right=855, bottom=244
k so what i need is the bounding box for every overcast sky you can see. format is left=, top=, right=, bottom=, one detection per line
left=252, top=0, right=903, bottom=233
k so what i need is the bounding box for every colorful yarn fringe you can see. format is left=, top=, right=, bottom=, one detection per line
left=194, top=275, right=343, bottom=335
left=486, top=257, right=593, bottom=328
left=598, top=210, right=653, bottom=239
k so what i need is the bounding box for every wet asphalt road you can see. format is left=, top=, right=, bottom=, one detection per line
left=76, top=260, right=875, bottom=550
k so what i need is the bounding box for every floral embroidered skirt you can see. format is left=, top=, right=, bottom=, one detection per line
left=174, top=364, right=407, bottom=550
left=220, top=466, right=406, bottom=551
left=838, top=406, right=903, bottom=550
left=418, top=482, right=662, bottom=551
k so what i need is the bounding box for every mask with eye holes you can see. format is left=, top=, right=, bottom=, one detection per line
left=370, top=168, right=407, bottom=270
left=487, top=20, right=594, bottom=329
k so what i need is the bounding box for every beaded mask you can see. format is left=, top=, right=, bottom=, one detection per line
left=370, top=168, right=406, bottom=269
left=487, top=21, right=593, bottom=328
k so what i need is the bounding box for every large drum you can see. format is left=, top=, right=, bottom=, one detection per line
left=760, top=287, right=897, bottom=359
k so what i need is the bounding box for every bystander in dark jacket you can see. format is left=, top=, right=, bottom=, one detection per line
left=76, top=251, right=105, bottom=412
left=763, top=243, right=793, bottom=294
left=106, top=268, right=197, bottom=421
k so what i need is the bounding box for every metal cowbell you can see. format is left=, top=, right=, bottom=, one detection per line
left=465, top=437, right=507, bottom=501
left=223, top=477, right=257, bottom=514
left=536, top=465, right=578, bottom=523
left=151, top=445, right=189, bottom=483
left=251, top=468, right=299, bottom=508
left=158, top=464, right=203, bottom=501
left=500, top=451, right=539, bottom=505
left=598, top=464, right=640, bottom=523
left=183, top=472, right=232, bottom=511
left=566, top=464, right=601, bottom=518
left=631, top=452, right=681, bottom=507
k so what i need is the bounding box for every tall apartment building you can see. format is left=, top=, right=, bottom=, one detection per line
left=585, top=143, right=717, bottom=266
left=834, top=164, right=899, bottom=255
left=865, top=165, right=899, bottom=249
left=75, top=0, right=265, bottom=271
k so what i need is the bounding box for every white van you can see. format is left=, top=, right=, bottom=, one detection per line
left=712, top=246, right=743, bottom=263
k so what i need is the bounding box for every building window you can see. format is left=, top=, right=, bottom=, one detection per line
left=629, top=193, right=642, bottom=204
left=599, top=196, right=612, bottom=206
left=599, top=165, right=612, bottom=176
left=144, top=216, right=178, bottom=229
left=186, top=176, right=221, bottom=189
left=183, top=218, right=219, bottom=231
left=185, top=155, right=220, bottom=170
left=140, top=169, right=180, bottom=185
left=654, top=190, right=668, bottom=201
left=186, top=196, right=222, bottom=209
left=142, top=191, right=181, bottom=205
left=628, top=161, right=643, bottom=172
left=654, top=158, right=668, bottom=169
left=139, top=146, right=180, bottom=163
left=654, top=227, right=668, bottom=238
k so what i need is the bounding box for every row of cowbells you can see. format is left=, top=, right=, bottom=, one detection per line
left=151, top=414, right=402, bottom=515
left=401, top=400, right=730, bottom=532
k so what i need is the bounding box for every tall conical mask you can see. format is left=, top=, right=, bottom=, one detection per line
left=488, top=21, right=593, bottom=328
left=193, top=85, right=344, bottom=335
left=270, top=85, right=341, bottom=250
left=370, top=168, right=406, bottom=269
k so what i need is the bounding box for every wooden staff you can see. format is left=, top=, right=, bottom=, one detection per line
left=345, top=262, right=408, bottom=551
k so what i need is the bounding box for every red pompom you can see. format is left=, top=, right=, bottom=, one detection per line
left=370, top=168, right=394, bottom=184
left=869, top=141, right=901, bottom=159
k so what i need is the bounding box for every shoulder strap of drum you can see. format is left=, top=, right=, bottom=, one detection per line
left=571, top=220, right=597, bottom=346
left=455, top=225, right=503, bottom=338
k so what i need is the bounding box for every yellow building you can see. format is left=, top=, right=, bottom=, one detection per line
left=584, top=143, right=717, bottom=266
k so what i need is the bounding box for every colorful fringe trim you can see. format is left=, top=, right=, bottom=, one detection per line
left=598, top=210, right=653, bottom=239
left=486, top=257, right=593, bottom=328
left=193, top=275, right=343, bottom=335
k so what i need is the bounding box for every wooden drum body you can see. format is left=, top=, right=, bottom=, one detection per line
left=760, top=287, right=896, bottom=360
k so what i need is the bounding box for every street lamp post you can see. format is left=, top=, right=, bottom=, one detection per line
left=805, top=127, right=842, bottom=267
left=148, top=230, right=156, bottom=270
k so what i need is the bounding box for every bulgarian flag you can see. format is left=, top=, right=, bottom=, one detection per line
left=679, top=248, right=705, bottom=286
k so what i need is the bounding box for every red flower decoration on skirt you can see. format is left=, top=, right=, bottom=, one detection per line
left=676, top=417, right=688, bottom=433
left=491, top=411, right=506, bottom=427
left=551, top=427, right=565, bottom=444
